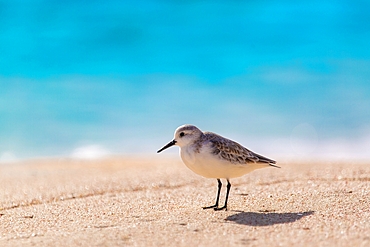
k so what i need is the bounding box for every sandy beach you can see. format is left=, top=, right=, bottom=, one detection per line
left=0, top=156, right=369, bottom=246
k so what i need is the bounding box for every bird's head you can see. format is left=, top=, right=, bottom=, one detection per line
left=157, top=124, right=203, bottom=153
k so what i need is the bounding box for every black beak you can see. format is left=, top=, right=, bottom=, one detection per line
left=157, top=140, right=177, bottom=153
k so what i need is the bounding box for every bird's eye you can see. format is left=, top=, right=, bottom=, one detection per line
left=179, top=132, right=185, bottom=137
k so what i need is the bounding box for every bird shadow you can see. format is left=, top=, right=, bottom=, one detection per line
left=225, top=210, right=314, bottom=226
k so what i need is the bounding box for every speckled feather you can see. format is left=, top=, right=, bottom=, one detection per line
left=194, top=131, right=276, bottom=166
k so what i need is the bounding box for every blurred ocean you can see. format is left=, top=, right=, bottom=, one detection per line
left=0, top=0, right=369, bottom=161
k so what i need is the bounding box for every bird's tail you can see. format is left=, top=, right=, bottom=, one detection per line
left=269, top=163, right=280, bottom=168
left=254, top=152, right=280, bottom=168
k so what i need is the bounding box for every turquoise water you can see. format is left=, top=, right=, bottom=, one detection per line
left=1, top=1, right=369, bottom=160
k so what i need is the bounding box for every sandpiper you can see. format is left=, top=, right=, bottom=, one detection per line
left=157, top=124, right=279, bottom=211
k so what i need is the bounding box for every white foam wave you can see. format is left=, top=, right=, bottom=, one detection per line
left=71, top=145, right=111, bottom=160
left=0, top=152, right=17, bottom=163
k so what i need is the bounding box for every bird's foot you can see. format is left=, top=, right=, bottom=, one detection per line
left=213, top=205, right=227, bottom=211
left=202, top=204, right=218, bottom=210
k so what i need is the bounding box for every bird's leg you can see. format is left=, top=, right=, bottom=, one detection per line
left=214, top=179, right=231, bottom=211
left=203, top=179, right=222, bottom=209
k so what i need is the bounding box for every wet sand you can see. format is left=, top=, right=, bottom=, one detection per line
left=0, top=156, right=369, bottom=246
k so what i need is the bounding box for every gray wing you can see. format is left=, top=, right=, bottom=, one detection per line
left=205, top=132, right=277, bottom=166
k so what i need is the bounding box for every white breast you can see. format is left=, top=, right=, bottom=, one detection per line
left=179, top=143, right=267, bottom=179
